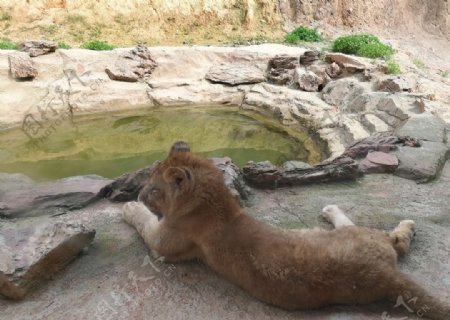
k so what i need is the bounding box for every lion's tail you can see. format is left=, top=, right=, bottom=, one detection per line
left=389, top=272, right=450, bottom=320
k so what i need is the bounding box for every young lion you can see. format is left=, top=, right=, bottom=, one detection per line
left=123, top=141, right=449, bottom=319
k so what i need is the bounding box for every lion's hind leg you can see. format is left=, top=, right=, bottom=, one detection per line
left=389, top=220, right=415, bottom=258
left=322, top=205, right=355, bottom=229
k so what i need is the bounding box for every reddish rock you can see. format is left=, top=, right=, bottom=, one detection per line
left=8, top=53, right=38, bottom=80
left=359, top=151, right=398, bottom=173
left=325, top=53, right=368, bottom=73
left=19, top=40, right=57, bottom=57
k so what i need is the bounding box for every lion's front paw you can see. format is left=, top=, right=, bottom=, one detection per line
left=322, top=204, right=340, bottom=222
left=123, top=201, right=145, bottom=226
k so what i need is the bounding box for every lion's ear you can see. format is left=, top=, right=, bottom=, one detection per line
left=163, top=166, right=193, bottom=191
left=169, top=141, right=190, bottom=157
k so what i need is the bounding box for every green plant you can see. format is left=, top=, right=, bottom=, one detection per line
left=332, top=34, right=394, bottom=58
left=0, top=12, right=12, bottom=21
left=442, top=69, right=449, bottom=78
left=81, top=40, right=115, bottom=50
left=413, top=58, right=426, bottom=69
left=386, top=60, right=401, bottom=74
left=0, top=39, right=17, bottom=49
left=285, top=26, right=321, bottom=43
left=57, top=41, right=71, bottom=49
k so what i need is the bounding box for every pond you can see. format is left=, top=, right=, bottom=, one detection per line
left=0, top=105, right=325, bottom=181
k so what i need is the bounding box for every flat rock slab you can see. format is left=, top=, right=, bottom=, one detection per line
left=394, top=141, right=448, bottom=182
left=0, top=220, right=95, bottom=299
left=359, top=151, right=398, bottom=173
left=8, top=53, right=38, bottom=80
left=395, top=114, right=447, bottom=143
left=0, top=175, right=110, bottom=218
left=19, top=40, right=57, bottom=57
left=324, top=53, right=368, bottom=73
left=205, top=64, right=265, bottom=85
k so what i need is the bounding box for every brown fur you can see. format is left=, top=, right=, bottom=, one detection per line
left=123, top=142, right=449, bottom=319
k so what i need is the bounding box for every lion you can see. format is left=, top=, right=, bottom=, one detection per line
left=123, top=141, right=449, bottom=319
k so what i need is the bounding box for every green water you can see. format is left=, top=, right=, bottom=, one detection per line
left=0, top=105, right=324, bottom=181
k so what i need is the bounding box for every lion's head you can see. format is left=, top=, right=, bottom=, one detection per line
left=138, top=141, right=240, bottom=221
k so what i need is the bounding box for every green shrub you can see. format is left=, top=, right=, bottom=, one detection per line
left=413, top=58, right=426, bottom=69
left=332, top=34, right=394, bottom=58
left=0, top=39, right=17, bottom=50
left=81, top=40, right=115, bottom=50
left=285, top=26, right=321, bottom=43
left=386, top=60, right=401, bottom=74
left=356, top=42, right=394, bottom=58
left=57, top=41, right=71, bottom=49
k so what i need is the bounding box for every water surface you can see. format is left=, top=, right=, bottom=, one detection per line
left=0, top=106, right=324, bottom=181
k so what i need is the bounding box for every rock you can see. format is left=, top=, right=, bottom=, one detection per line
left=19, top=40, right=57, bottom=57
left=294, top=68, right=322, bottom=92
left=266, top=68, right=295, bottom=85
left=282, top=161, right=313, bottom=171
left=209, top=157, right=250, bottom=201
left=105, top=45, right=157, bottom=82
left=359, top=151, right=398, bottom=174
left=362, top=114, right=391, bottom=132
left=0, top=220, right=95, bottom=299
left=395, top=114, right=446, bottom=143
left=0, top=175, right=110, bottom=218
left=97, top=162, right=160, bottom=202
left=326, top=62, right=341, bottom=78
left=8, top=53, right=38, bottom=80
left=266, top=55, right=298, bottom=85
left=376, top=96, right=409, bottom=127
left=299, top=50, right=319, bottom=66
left=324, top=53, right=368, bottom=73
left=267, top=55, right=298, bottom=70
left=321, top=78, right=365, bottom=106
left=394, top=141, right=448, bottom=182
left=376, top=76, right=412, bottom=92
left=307, top=62, right=331, bottom=86
left=205, top=64, right=265, bottom=85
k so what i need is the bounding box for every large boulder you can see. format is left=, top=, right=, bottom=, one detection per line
left=395, top=114, right=447, bottom=143
left=394, top=141, right=448, bottom=182
left=0, top=220, right=95, bottom=299
left=105, top=45, right=157, bottom=82
left=19, top=40, right=57, bottom=57
left=205, top=64, right=265, bottom=85
left=8, top=53, right=38, bottom=80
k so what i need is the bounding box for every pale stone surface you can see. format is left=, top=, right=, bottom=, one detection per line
left=394, top=141, right=448, bottom=182
left=362, top=114, right=391, bottom=132
left=395, top=114, right=447, bottom=143
left=19, top=40, right=57, bottom=57
left=8, top=53, right=38, bottom=80
left=0, top=219, right=95, bottom=299
left=321, top=78, right=366, bottom=106
left=205, top=64, right=266, bottom=85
